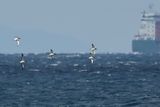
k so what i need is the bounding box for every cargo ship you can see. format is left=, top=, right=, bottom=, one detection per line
left=132, top=9, right=160, bottom=53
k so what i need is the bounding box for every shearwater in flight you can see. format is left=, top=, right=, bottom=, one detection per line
left=48, top=49, right=55, bottom=59
left=90, top=43, right=97, bottom=55
left=20, top=53, right=25, bottom=69
left=89, top=44, right=97, bottom=63
left=14, top=37, right=21, bottom=46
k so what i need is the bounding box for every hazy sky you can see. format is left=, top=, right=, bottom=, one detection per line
left=0, top=0, right=160, bottom=53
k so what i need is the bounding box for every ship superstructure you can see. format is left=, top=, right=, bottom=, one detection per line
left=132, top=9, right=160, bottom=53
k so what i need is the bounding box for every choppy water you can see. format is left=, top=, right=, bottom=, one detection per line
left=0, top=53, right=160, bottom=107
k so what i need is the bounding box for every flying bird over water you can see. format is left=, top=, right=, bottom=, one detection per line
left=90, top=43, right=97, bottom=55
left=14, top=37, right=21, bottom=46
left=20, top=53, right=25, bottom=69
left=48, top=49, right=55, bottom=59
left=89, top=44, right=97, bottom=64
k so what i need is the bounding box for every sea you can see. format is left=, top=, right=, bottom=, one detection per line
left=0, top=53, right=160, bottom=107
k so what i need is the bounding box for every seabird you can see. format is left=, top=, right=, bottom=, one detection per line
left=14, top=37, right=21, bottom=46
left=20, top=53, right=25, bottom=69
left=90, top=43, right=97, bottom=55
left=89, top=43, right=97, bottom=63
left=48, top=49, right=55, bottom=59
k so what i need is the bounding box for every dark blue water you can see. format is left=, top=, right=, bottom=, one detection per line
left=0, top=53, right=160, bottom=107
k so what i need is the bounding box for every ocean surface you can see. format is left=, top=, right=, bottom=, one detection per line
left=0, top=53, right=160, bottom=107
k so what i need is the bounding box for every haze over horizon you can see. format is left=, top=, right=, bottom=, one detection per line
left=0, top=0, right=160, bottom=54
